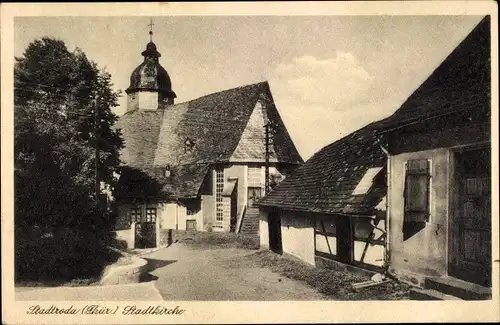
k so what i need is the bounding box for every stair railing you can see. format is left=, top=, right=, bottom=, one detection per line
left=236, top=205, right=247, bottom=234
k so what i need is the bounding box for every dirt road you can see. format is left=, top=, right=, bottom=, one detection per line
left=144, top=244, right=328, bottom=301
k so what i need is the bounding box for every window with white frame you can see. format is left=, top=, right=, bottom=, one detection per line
left=215, top=168, right=224, bottom=226
left=130, top=207, right=142, bottom=223
left=145, top=207, right=157, bottom=223
left=248, top=166, right=263, bottom=206
left=248, top=166, right=262, bottom=188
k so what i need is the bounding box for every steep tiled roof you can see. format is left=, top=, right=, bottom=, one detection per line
left=150, top=164, right=211, bottom=198
left=259, top=120, right=387, bottom=215
left=115, top=110, right=164, bottom=169
left=153, top=81, right=301, bottom=166
left=379, top=16, right=490, bottom=131
left=115, top=164, right=208, bottom=200
left=115, top=81, right=302, bottom=198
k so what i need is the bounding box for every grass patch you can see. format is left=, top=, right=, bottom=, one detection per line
left=168, top=230, right=260, bottom=250
left=242, top=250, right=410, bottom=300
left=16, top=277, right=100, bottom=288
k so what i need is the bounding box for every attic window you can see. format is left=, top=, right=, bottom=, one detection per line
left=352, top=167, right=383, bottom=195
left=184, top=138, right=195, bottom=153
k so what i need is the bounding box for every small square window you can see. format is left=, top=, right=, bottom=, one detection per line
left=184, top=138, right=195, bottom=153
left=130, top=207, right=141, bottom=223
left=164, top=165, right=171, bottom=177
left=145, top=208, right=157, bottom=223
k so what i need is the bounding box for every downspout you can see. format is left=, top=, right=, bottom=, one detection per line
left=379, top=145, right=391, bottom=274
left=380, top=144, right=397, bottom=280
left=385, top=152, right=392, bottom=276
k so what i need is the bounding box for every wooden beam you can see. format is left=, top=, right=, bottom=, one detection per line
left=351, top=279, right=391, bottom=291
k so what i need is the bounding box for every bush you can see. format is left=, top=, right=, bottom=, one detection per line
left=15, top=227, right=121, bottom=283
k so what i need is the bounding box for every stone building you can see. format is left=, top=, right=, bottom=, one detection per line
left=259, top=16, right=492, bottom=300
left=113, top=30, right=302, bottom=247
left=378, top=15, right=492, bottom=300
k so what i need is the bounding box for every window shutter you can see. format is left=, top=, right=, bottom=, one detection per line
left=404, top=159, right=430, bottom=223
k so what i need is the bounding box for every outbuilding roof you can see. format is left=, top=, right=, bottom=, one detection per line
left=258, top=120, right=387, bottom=215
left=258, top=16, right=491, bottom=215
left=378, top=15, right=490, bottom=131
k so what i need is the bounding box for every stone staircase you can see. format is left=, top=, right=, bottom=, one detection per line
left=239, top=206, right=260, bottom=235
left=410, top=276, right=492, bottom=300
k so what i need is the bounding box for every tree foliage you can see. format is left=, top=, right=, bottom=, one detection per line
left=14, top=37, right=123, bottom=233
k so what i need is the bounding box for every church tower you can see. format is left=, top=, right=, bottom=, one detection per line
left=125, top=20, right=176, bottom=111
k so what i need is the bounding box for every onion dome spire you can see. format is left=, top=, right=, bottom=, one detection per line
left=125, top=18, right=177, bottom=106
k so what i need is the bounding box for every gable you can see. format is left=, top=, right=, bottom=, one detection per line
left=229, top=100, right=278, bottom=162
left=379, top=16, right=490, bottom=131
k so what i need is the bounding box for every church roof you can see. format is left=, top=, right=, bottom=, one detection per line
left=115, top=81, right=302, bottom=198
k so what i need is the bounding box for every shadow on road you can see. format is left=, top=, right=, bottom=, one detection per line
left=140, top=259, right=177, bottom=283
left=143, top=258, right=177, bottom=273
left=140, top=273, right=159, bottom=282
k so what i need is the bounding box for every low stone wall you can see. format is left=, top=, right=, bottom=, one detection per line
left=100, top=252, right=148, bottom=285
left=158, top=229, right=195, bottom=246
left=113, top=224, right=135, bottom=249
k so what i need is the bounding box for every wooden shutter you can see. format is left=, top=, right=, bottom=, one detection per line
left=404, top=159, right=430, bottom=223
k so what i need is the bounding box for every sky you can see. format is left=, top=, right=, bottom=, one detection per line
left=14, top=15, right=483, bottom=160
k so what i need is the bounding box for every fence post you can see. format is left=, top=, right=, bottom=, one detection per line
left=155, top=218, right=161, bottom=248
left=130, top=221, right=136, bottom=249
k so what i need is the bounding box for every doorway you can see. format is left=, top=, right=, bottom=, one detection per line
left=449, top=147, right=491, bottom=286
left=186, top=220, right=197, bottom=232
left=336, top=217, right=353, bottom=263
left=248, top=187, right=262, bottom=207
left=268, top=210, right=283, bottom=254
left=230, top=189, right=238, bottom=232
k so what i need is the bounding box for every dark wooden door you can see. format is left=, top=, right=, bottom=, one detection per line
left=230, top=190, right=238, bottom=232
left=451, top=149, right=491, bottom=286
left=186, top=220, right=197, bottom=232
left=268, top=211, right=282, bottom=254
left=336, top=217, right=353, bottom=263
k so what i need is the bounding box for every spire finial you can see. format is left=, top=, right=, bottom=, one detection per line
left=148, top=18, right=154, bottom=42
